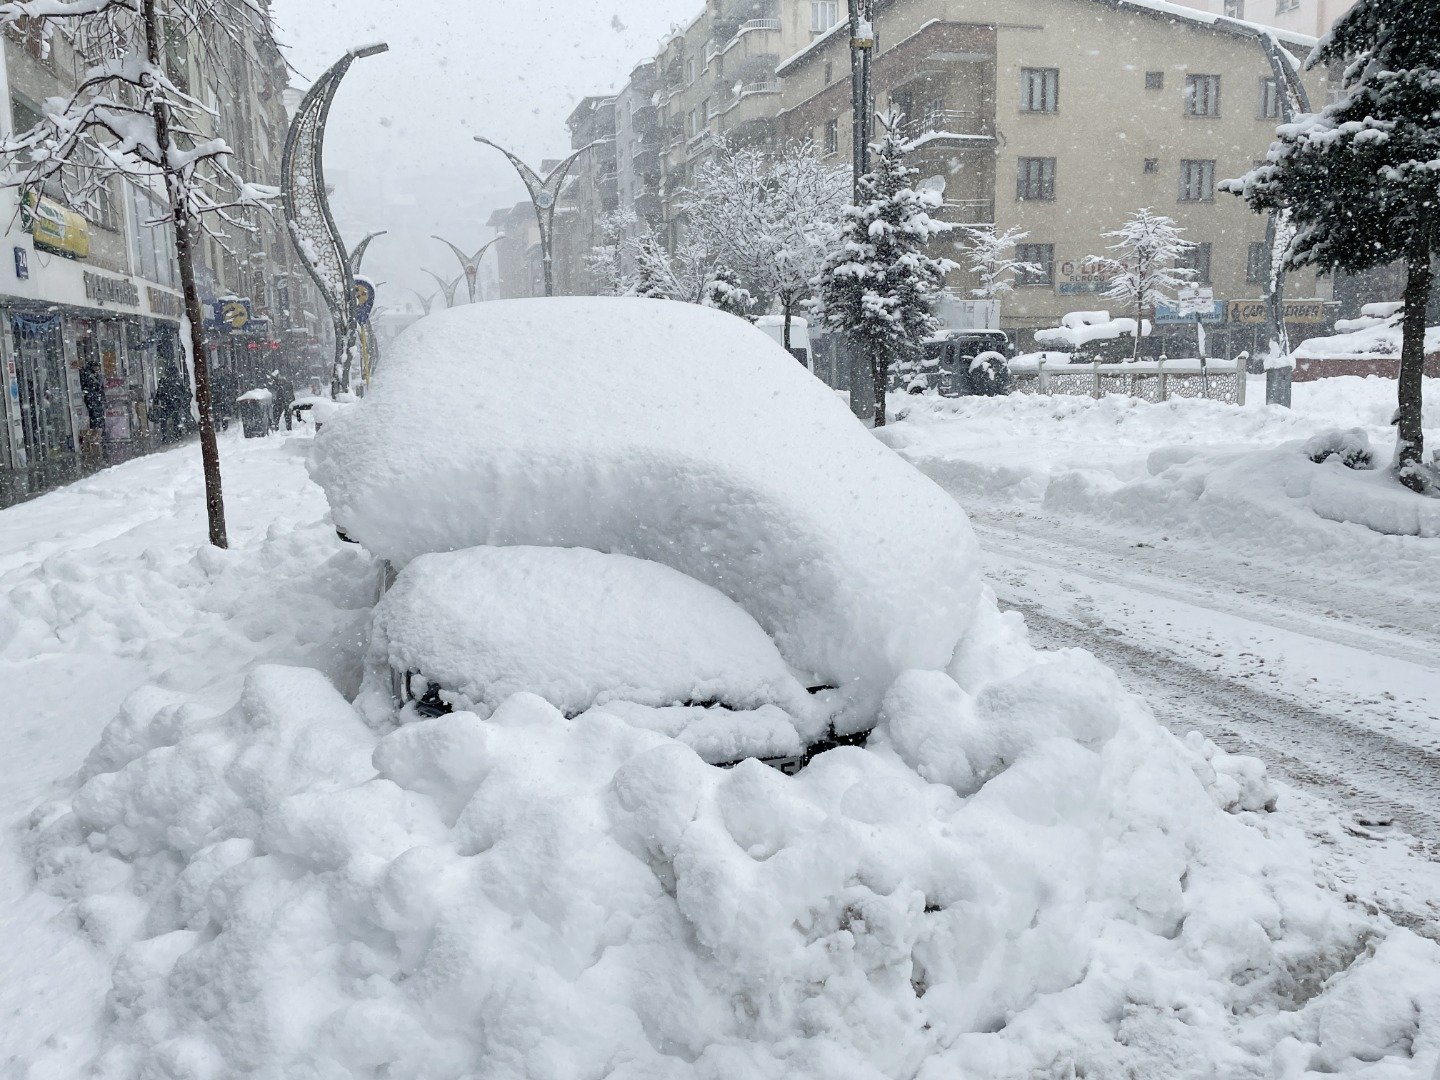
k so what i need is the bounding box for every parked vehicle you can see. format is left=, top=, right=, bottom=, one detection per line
left=922, top=330, right=1016, bottom=396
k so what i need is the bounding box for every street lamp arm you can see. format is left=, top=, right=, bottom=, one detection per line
left=348, top=230, right=388, bottom=274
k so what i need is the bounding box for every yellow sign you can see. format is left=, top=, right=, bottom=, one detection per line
left=220, top=299, right=250, bottom=330
left=1228, top=299, right=1331, bottom=325
left=22, top=190, right=91, bottom=260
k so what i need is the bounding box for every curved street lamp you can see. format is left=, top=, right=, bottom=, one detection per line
left=422, top=268, right=464, bottom=308
left=410, top=290, right=437, bottom=316
left=349, top=230, right=388, bottom=274
left=473, top=136, right=600, bottom=297
left=431, top=234, right=504, bottom=303
left=281, top=43, right=389, bottom=393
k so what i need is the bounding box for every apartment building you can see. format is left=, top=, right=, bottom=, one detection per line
left=774, top=0, right=1331, bottom=349
left=0, top=3, right=319, bottom=506
left=1169, top=0, right=1357, bottom=37
left=487, top=202, right=544, bottom=300
left=554, top=96, right=619, bottom=296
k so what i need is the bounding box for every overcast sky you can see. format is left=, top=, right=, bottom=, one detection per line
left=268, top=0, right=699, bottom=306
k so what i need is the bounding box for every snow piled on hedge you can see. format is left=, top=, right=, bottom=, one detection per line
left=310, top=298, right=981, bottom=707
left=30, top=598, right=1440, bottom=1079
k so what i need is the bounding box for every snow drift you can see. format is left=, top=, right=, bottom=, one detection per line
left=310, top=298, right=982, bottom=702
left=31, top=606, right=1440, bottom=1078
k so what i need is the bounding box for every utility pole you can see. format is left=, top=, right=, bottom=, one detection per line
left=846, top=0, right=877, bottom=421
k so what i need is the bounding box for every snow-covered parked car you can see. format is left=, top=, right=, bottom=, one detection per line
left=311, top=296, right=982, bottom=768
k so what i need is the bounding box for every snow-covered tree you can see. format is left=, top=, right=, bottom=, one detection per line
left=682, top=141, right=847, bottom=351
left=585, top=209, right=637, bottom=296
left=630, top=235, right=673, bottom=300
left=1222, top=0, right=1440, bottom=491
left=962, top=224, right=1041, bottom=301
left=0, top=0, right=278, bottom=550
left=702, top=265, right=754, bottom=319
left=811, top=115, right=956, bottom=426
left=1084, top=209, right=1195, bottom=361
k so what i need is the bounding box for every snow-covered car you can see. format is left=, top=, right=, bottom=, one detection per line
left=313, top=297, right=981, bottom=769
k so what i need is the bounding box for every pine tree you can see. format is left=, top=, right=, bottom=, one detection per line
left=812, top=116, right=955, bottom=426
left=1223, top=0, right=1440, bottom=491
left=702, top=266, right=754, bottom=319
left=1085, top=209, right=1195, bottom=361
left=631, top=235, right=673, bottom=299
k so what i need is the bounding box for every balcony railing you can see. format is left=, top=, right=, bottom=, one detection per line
left=736, top=17, right=781, bottom=35
left=936, top=198, right=995, bottom=225
left=903, top=110, right=994, bottom=142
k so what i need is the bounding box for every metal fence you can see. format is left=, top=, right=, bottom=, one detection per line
left=1011, top=358, right=1246, bottom=406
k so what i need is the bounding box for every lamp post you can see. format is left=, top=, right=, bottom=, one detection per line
left=422, top=268, right=464, bottom=308
left=431, top=235, right=504, bottom=304
left=473, top=137, right=600, bottom=297
left=349, top=230, right=387, bottom=274
left=281, top=43, right=389, bottom=394
left=410, top=290, right=437, bottom=316
left=845, top=0, right=877, bottom=420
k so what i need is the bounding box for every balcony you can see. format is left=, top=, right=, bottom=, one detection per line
left=935, top=198, right=995, bottom=226
left=903, top=110, right=994, bottom=146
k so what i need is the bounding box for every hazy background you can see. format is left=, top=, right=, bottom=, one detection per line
left=268, top=0, right=698, bottom=308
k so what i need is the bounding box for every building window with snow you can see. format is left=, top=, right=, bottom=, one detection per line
left=1145, top=71, right=1165, bottom=91
left=1144, top=158, right=1160, bottom=174
left=1224, top=0, right=1246, bottom=17
left=1179, top=241, right=1212, bottom=284
left=1017, top=157, right=1056, bottom=201
left=1275, top=0, right=1299, bottom=12
left=684, top=58, right=696, bottom=86
left=1015, top=243, right=1054, bottom=286
left=824, top=118, right=839, bottom=156
left=811, top=0, right=839, bottom=34
left=1185, top=74, right=1221, bottom=117
left=1019, top=68, right=1060, bottom=113
left=1179, top=159, right=1216, bottom=202
left=1259, top=76, right=1282, bottom=119
left=1247, top=241, right=1270, bottom=284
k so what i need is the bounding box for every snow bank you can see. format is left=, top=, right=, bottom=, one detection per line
left=1293, top=318, right=1440, bottom=361
left=368, top=545, right=821, bottom=735
left=31, top=601, right=1440, bottom=1078
left=311, top=298, right=981, bottom=703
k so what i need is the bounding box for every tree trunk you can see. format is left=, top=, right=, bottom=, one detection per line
left=871, top=351, right=888, bottom=427
left=782, top=294, right=793, bottom=354
left=1396, top=251, right=1433, bottom=492
left=143, top=0, right=226, bottom=547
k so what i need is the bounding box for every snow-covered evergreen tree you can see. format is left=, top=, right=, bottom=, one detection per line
left=1085, top=209, right=1195, bottom=361
left=586, top=210, right=637, bottom=296
left=962, top=225, right=1041, bottom=301
left=630, top=235, right=673, bottom=299
left=1223, top=0, right=1440, bottom=491
left=682, top=141, right=847, bottom=351
left=811, top=115, right=956, bottom=426
left=702, top=266, right=754, bottom=319
left=0, top=0, right=279, bottom=550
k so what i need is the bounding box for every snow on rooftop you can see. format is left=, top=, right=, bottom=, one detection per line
left=312, top=298, right=982, bottom=710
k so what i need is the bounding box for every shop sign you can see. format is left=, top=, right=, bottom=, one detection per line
left=1156, top=288, right=1225, bottom=324
left=354, top=277, right=376, bottom=324
left=1228, top=298, right=1331, bottom=325
left=148, top=287, right=184, bottom=320
left=84, top=272, right=140, bottom=307
left=13, top=247, right=28, bottom=280
left=215, top=296, right=252, bottom=334
left=1055, top=259, right=1108, bottom=295
left=22, top=190, right=91, bottom=260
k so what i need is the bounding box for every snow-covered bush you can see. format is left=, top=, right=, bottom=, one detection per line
left=1303, top=428, right=1377, bottom=471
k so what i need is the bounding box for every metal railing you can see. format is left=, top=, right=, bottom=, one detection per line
left=1011, top=357, right=1246, bottom=406
left=904, top=110, right=993, bottom=141
left=936, top=198, right=995, bottom=224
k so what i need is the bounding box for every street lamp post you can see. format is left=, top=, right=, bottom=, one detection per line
left=846, top=0, right=877, bottom=420
left=349, top=230, right=387, bottom=274
left=431, top=235, right=505, bottom=304
left=281, top=43, right=389, bottom=395
left=422, top=269, right=464, bottom=309
left=473, top=137, right=600, bottom=297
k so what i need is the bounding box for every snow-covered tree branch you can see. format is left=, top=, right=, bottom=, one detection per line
left=1084, top=208, right=1195, bottom=361
left=962, top=224, right=1041, bottom=301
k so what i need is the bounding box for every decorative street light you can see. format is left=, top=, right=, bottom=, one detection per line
left=410, top=290, right=437, bottom=316
left=431, top=235, right=504, bottom=304
left=349, top=230, right=388, bottom=274
left=473, top=136, right=600, bottom=297
left=845, top=0, right=877, bottom=421
left=281, top=43, right=389, bottom=394
left=422, top=268, right=464, bottom=308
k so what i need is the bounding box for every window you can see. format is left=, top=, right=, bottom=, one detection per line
left=1020, top=68, right=1060, bottom=113
left=1144, top=157, right=1160, bottom=174
left=811, top=0, right=839, bottom=33
left=701, top=98, right=711, bottom=123
left=1178, top=241, right=1212, bottom=283
left=1017, top=157, right=1056, bottom=201
left=1276, top=0, right=1299, bottom=12
left=1247, top=240, right=1271, bottom=284
left=1185, top=74, right=1221, bottom=116
left=1145, top=71, right=1165, bottom=90
left=1259, top=76, right=1282, bottom=119
left=684, top=58, right=695, bottom=86
left=1224, top=0, right=1246, bottom=16
left=1179, top=159, right=1216, bottom=201
left=686, top=109, right=697, bottom=138
left=824, top=59, right=834, bottom=85
left=1015, top=243, right=1055, bottom=286
left=824, top=118, right=839, bottom=156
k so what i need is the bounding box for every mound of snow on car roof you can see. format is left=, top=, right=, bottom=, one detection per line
left=310, top=298, right=981, bottom=705
left=30, top=608, right=1440, bottom=1078
left=368, top=546, right=825, bottom=745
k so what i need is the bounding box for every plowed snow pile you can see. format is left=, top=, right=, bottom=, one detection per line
left=24, top=303, right=1440, bottom=1078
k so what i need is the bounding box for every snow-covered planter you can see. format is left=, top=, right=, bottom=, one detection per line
left=311, top=298, right=982, bottom=713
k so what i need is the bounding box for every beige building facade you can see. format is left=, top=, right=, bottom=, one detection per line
left=1168, top=0, right=1357, bottom=38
